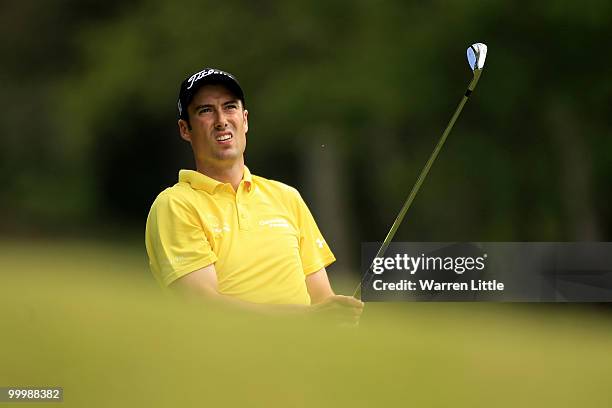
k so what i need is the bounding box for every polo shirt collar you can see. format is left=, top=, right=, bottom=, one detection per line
left=179, top=166, right=253, bottom=194
left=242, top=165, right=253, bottom=190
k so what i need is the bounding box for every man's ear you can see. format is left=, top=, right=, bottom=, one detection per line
left=178, top=119, right=191, bottom=142
left=243, top=109, right=249, bottom=134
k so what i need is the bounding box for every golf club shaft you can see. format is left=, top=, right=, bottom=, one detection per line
left=353, top=92, right=471, bottom=299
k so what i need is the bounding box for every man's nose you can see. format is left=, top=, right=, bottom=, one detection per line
left=214, top=111, right=228, bottom=129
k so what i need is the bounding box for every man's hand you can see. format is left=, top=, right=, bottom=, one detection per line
left=309, top=295, right=364, bottom=326
left=171, top=265, right=365, bottom=325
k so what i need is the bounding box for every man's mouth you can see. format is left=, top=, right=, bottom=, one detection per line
left=216, top=132, right=233, bottom=142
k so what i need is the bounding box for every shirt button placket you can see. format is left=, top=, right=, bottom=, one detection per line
left=237, top=201, right=250, bottom=230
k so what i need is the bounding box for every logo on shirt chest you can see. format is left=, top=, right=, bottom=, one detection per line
left=259, top=218, right=290, bottom=228
left=207, top=214, right=231, bottom=234
left=213, top=224, right=231, bottom=234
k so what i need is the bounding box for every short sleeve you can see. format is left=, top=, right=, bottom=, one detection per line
left=145, top=192, right=217, bottom=286
left=292, top=191, right=336, bottom=275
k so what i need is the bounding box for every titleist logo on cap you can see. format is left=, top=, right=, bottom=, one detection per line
left=186, top=68, right=230, bottom=90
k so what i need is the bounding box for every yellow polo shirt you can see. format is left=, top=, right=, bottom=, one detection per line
left=145, top=166, right=336, bottom=305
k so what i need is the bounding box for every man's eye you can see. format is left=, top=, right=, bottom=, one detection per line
left=225, top=104, right=237, bottom=110
left=198, top=108, right=212, bottom=114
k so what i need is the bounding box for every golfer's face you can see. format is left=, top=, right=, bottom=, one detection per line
left=186, top=84, right=248, bottom=166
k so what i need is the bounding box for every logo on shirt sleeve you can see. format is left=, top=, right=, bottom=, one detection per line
left=316, top=238, right=326, bottom=249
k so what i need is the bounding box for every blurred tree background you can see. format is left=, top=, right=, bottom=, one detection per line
left=1, top=0, right=611, bottom=280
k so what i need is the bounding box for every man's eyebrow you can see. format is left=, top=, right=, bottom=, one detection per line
left=193, top=100, right=239, bottom=110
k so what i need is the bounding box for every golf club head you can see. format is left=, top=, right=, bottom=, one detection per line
left=467, top=43, right=487, bottom=71
left=466, top=42, right=487, bottom=91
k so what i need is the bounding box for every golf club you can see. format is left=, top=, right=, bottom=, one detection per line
left=353, top=42, right=488, bottom=299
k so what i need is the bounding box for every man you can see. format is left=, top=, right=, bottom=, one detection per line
left=145, top=68, right=363, bottom=322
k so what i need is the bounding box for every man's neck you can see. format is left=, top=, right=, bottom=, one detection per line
left=196, top=159, right=245, bottom=192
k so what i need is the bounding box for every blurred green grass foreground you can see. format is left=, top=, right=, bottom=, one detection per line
left=1, top=239, right=612, bottom=407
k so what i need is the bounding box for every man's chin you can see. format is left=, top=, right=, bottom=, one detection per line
left=213, top=152, right=243, bottom=163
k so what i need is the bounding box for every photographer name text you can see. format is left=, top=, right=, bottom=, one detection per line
left=372, top=279, right=504, bottom=291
